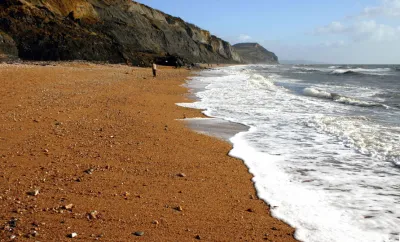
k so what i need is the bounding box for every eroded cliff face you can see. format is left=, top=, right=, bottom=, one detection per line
left=0, top=31, right=18, bottom=61
left=233, top=43, right=278, bottom=64
left=0, top=0, right=241, bottom=65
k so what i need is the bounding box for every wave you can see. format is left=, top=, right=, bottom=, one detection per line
left=334, top=96, right=387, bottom=108
left=308, top=115, right=400, bottom=165
left=355, top=67, right=391, bottom=73
left=303, top=87, right=332, bottom=99
left=292, top=66, right=320, bottom=72
left=330, top=67, right=392, bottom=76
left=247, top=74, right=277, bottom=90
left=303, top=87, right=387, bottom=108
left=330, top=70, right=362, bottom=75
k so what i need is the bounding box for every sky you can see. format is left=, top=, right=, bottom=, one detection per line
left=138, top=0, right=400, bottom=64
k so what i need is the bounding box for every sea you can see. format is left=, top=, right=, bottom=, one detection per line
left=178, top=64, right=400, bottom=242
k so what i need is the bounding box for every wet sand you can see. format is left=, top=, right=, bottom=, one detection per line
left=181, top=118, right=248, bottom=142
left=0, top=62, right=296, bottom=241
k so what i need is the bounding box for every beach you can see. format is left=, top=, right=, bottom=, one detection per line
left=0, top=62, right=296, bottom=241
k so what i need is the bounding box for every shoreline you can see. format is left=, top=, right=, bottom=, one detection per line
left=179, top=69, right=250, bottom=142
left=0, top=62, right=296, bottom=241
left=180, top=117, right=249, bottom=142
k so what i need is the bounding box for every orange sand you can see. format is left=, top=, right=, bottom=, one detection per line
left=0, top=62, right=297, bottom=241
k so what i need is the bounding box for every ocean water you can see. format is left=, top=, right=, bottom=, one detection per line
left=178, top=64, right=400, bottom=242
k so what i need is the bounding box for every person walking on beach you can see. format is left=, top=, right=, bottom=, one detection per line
left=152, top=62, right=157, bottom=77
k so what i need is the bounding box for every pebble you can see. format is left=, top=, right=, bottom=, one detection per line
left=246, top=208, right=254, bottom=212
left=152, top=220, right=159, bottom=225
left=175, top=205, right=183, bottom=212
left=88, top=210, right=99, bottom=219
left=63, top=204, right=74, bottom=210
left=68, top=232, right=78, bottom=238
left=9, top=218, right=18, bottom=228
left=27, top=189, right=40, bottom=196
left=133, top=231, right=144, bottom=236
left=84, top=168, right=94, bottom=174
left=177, top=173, right=186, bottom=177
left=13, top=208, right=24, bottom=214
left=195, top=235, right=201, bottom=240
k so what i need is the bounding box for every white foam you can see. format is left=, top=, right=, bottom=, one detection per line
left=302, top=87, right=388, bottom=108
left=309, top=115, right=400, bottom=164
left=354, top=67, right=391, bottom=72
left=246, top=74, right=277, bottom=90
left=229, top=130, right=387, bottom=242
left=292, top=66, right=320, bottom=72
left=331, top=68, right=392, bottom=76
left=331, top=69, right=355, bottom=75
left=178, top=65, right=400, bottom=242
left=303, top=87, right=332, bottom=99
left=333, top=96, right=386, bottom=108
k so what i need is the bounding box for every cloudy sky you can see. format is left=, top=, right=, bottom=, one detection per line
left=139, top=0, right=400, bottom=64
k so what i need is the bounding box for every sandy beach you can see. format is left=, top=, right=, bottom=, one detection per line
left=0, top=62, right=296, bottom=241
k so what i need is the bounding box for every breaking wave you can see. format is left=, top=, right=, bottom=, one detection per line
left=308, top=115, right=400, bottom=165
left=246, top=74, right=277, bottom=90
left=330, top=68, right=392, bottom=76
left=330, top=70, right=362, bottom=75
left=303, top=88, right=387, bottom=108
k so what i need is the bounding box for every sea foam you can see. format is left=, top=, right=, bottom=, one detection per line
left=178, top=65, right=400, bottom=242
left=229, top=130, right=388, bottom=242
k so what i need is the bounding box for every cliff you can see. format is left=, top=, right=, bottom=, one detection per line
left=233, top=43, right=278, bottom=64
left=0, top=30, right=18, bottom=61
left=0, top=0, right=241, bottom=65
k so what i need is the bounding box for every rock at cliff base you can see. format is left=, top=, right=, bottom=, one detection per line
left=0, top=31, right=18, bottom=61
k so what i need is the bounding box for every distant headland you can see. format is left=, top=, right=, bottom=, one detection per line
left=233, top=43, right=279, bottom=64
